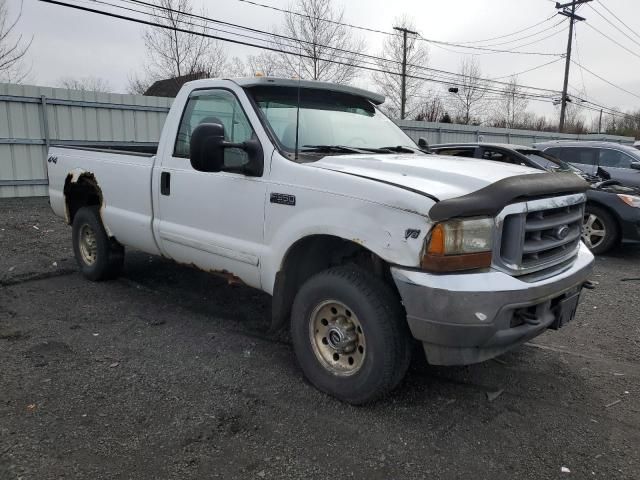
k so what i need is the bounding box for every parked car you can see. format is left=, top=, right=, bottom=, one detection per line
left=431, top=143, right=640, bottom=254
left=634, top=140, right=640, bottom=151
left=46, top=78, right=594, bottom=404
left=534, top=141, right=640, bottom=188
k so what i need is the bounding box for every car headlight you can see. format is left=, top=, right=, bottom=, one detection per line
left=421, top=218, right=494, bottom=272
left=618, top=194, right=640, bottom=208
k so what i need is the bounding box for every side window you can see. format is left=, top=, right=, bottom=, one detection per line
left=554, top=147, right=597, bottom=165
left=435, top=148, right=476, bottom=158
left=482, top=149, right=517, bottom=164
left=545, top=147, right=562, bottom=159
left=573, top=148, right=598, bottom=165
left=174, top=90, right=255, bottom=169
left=599, top=149, right=633, bottom=168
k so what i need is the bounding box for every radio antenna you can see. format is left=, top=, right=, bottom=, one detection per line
left=294, top=44, right=302, bottom=161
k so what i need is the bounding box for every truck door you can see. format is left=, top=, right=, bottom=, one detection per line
left=155, top=88, right=266, bottom=289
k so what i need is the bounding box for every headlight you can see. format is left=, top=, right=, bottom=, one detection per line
left=618, top=194, right=640, bottom=208
left=421, top=218, right=494, bottom=272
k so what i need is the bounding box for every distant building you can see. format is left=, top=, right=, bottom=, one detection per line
left=144, top=72, right=207, bottom=98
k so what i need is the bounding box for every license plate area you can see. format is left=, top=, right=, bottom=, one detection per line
left=548, top=291, right=581, bottom=330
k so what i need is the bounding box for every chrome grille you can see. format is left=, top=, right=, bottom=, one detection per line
left=494, top=193, right=586, bottom=276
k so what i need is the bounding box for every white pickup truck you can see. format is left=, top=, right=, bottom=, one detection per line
left=47, top=77, right=594, bottom=404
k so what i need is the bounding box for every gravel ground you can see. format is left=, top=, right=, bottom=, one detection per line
left=1, top=197, right=639, bottom=479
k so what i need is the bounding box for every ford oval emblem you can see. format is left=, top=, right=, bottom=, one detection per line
left=555, top=225, right=570, bottom=240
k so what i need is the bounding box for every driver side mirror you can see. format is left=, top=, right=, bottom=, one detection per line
left=190, top=122, right=264, bottom=176
left=631, top=161, right=640, bottom=171
left=190, top=123, right=225, bottom=173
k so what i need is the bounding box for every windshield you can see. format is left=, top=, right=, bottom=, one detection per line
left=246, top=86, right=419, bottom=160
left=517, top=149, right=582, bottom=173
left=617, top=144, right=640, bottom=158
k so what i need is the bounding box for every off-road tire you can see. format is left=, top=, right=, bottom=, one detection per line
left=291, top=266, right=411, bottom=405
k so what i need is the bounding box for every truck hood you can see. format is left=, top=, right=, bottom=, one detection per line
left=309, top=154, right=539, bottom=201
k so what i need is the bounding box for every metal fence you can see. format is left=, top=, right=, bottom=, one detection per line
left=395, top=119, right=635, bottom=147
left=0, top=82, right=172, bottom=198
left=0, top=82, right=636, bottom=198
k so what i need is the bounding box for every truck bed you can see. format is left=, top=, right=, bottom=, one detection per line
left=47, top=144, right=161, bottom=256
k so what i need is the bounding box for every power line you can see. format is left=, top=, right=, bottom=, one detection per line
left=570, top=59, right=640, bottom=102
left=38, top=0, right=558, bottom=102
left=587, top=3, right=640, bottom=49
left=468, top=18, right=566, bottom=48
left=236, top=0, right=563, bottom=57
left=585, top=22, right=640, bottom=62
left=491, top=58, right=563, bottom=80
left=97, top=0, right=563, bottom=96
left=454, top=14, right=558, bottom=44
left=594, top=0, right=640, bottom=42
left=237, top=0, right=398, bottom=37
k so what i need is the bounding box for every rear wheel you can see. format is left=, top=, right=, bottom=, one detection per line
left=291, top=266, right=411, bottom=405
left=582, top=205, right=619, bottom=255
left=72, top=206, right=124, bottom=281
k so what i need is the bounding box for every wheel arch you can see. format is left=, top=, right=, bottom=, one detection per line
left=63, top=169, right=104, bottom=226
left=270, top=234, right=402, bottom=333
left=585, top=199, right=623, bottom=234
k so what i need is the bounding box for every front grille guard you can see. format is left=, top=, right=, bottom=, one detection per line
left=492, top=193, right=586, bottom=277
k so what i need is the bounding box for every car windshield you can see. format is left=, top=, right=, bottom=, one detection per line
left=246, top=86, right=420, bottom=160
left=517, top=149, right=582, bottom=173
left=617, top=144, right=640, bottom=158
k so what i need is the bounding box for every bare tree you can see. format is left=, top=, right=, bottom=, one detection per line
left=127, top=73, right=152, bottom=95
left=560, top=101, right=587, bottom=134
left=246, top=52, right=283, bottom=77
left=414, top=93, right=446, bottom=122
left=274, top=0, right=364, bottom=84
left=450, top=57, right=487, bottom=125
left=489, top=76, right=529, bottom=128
left=373, top=16, right=428, bottom=119
left=57, top=76, right=112, bottom=93
left=0, top=0, right=32, bottom=82
left=141, top=0, right=227, bottom=81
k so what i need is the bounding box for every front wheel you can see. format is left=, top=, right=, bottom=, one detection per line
left=582, top=205, right=618, bottom=255
left=72, top=206, right=124, bottom=281
left=291, top=266, right=411, bottom=405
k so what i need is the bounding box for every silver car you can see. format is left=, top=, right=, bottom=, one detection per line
left=535, top=141, right=640, bottom=188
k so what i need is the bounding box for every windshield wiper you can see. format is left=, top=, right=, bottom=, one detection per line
left=377, top=145, right=421, bottom=154
left=301, top=145, right=368, bottom=154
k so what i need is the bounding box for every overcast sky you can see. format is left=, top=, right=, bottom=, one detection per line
left=13, top=0, right=640, bottom=124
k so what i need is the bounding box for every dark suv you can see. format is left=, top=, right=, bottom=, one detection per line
left=430, top=143, right=640, bottom=254
left=535, top=141, right=640, bottom=188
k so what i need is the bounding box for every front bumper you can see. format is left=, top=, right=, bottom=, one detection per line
left=391, top=243, right=595, bottom=366
left=619, top=204, right=640, bottom=243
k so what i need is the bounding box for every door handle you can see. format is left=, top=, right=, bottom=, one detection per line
left=160, top=171, right=170, bottom=196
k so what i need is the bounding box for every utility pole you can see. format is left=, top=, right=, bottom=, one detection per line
left=556, top=0, right=592, bottom=132
left=393, top=26, right=418, bottom=120
left=598, top=108, right=603, bottom=134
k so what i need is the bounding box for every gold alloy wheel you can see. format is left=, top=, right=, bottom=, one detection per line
left=309, top=300, right=366, bottom=376
left=79, top=224, right=98, bottom=265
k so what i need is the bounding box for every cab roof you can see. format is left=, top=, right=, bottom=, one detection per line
left=230, top=76, right=386, bottom=105
left=431, top=143, right=536, bottom=151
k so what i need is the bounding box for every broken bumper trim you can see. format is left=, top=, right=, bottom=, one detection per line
left=391, top=243, right=595, bottom=366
